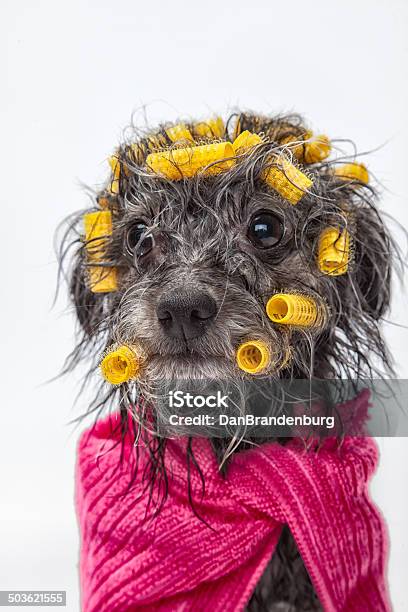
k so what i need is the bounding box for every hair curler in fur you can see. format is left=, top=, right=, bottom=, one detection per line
left=231, top=131, right=312, bottom=203
left=166, top=124, right=194, bottom=143
left=108, top=155, right=121, bottom=194
left=266, top=293, right=322, bottom=327
left=194, top=117, right=225, bottom=138
left=334, top=162, right=369, bottom=184
left=303, top=134, right=331, bottom=164
left=281, top=131, right=331, bottom=164
left=236, top=340, right=271, bottom=374
left=232, top=130, right=263, bottom=154
left=263, top=156, right=313, bottom=205
left=146, top=142, right=235, bottom=180
left=100, top=344, right=143, bottom=385
left=318, top=226, right=350, bottom=275
left=83, top=211, right=117, bottom=293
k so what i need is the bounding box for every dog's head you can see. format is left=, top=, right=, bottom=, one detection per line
left=60, top=112, right=395, bottom=422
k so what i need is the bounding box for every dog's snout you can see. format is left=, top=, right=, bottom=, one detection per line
left=156, top=290, right=217, bottom=340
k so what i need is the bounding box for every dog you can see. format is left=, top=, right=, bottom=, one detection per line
left=59, top=112, right=396, bottom=611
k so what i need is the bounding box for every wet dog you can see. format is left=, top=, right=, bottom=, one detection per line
left=59, top=112, right=396, bottom=610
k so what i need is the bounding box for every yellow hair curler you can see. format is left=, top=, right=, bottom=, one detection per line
left=232, top=130, right=263, bottom=154
left=146, top=142, right=235, bottom=180
left=236, top=340, right=270, bottom=374
left=303, top=134, right=331, bottom=164
left=281, top=132, right=331, bottom=164
left=280, top=130, right=312, bottom=159
left=166, top=124, right=194, bottom=143
left=318, top=226, right=350, bottom=275
left=263, top=156, right=313, bottom=205
left=334, top=162, right=369, bottom=184
left=232, top=132, right=313, bottom=203
left=100, top=344, right=142, bottom=385
left=194, top=117, right=225, bottom=138
left=84, top=211, right=117, bottom=293
left=108, top=155, right=121, bottom=194
left=266, top=293, right=321, bottom=327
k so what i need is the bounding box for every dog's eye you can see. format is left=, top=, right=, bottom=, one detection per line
left=248, top=212, right=284, bottom=248
left=125, top=222, right=154, bottom=258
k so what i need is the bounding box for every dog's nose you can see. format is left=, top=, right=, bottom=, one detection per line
left=156, top=290, right=217, bottom=340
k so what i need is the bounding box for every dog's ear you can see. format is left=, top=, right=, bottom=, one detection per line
left=352, top=204, right=392, bottom=320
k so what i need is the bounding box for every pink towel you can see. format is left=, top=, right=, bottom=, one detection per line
left=76, top=390, right=391, bottom=611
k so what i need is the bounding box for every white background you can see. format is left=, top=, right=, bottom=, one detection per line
left=2, top=0, right=408, bottom=610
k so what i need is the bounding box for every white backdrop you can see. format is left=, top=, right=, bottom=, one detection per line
left=2, top=0, right=408, bottom=610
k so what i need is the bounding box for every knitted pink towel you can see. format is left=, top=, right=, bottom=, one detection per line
left=76, top=390, right=391, bottom=612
